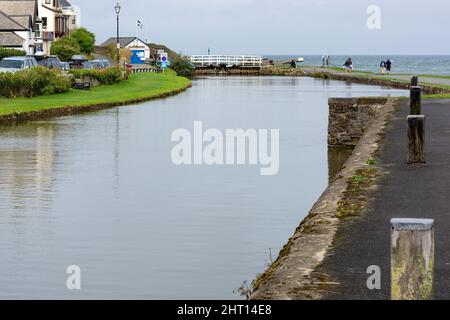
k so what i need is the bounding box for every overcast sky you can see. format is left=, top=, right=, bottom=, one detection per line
left=70, top=0, right=450, bottom=55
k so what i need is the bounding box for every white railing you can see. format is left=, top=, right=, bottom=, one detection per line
left=189, top=55, right=263, bottom=68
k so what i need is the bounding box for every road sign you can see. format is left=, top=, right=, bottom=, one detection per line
left=160, top=52, right=168, bottom=62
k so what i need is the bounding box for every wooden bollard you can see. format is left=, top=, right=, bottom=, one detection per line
left=391, top=218, right=434, bottom=300
left=411, top=75, right=419, bottom=87
left=407, top=115, right=425, bottom=164
left=410, top=86, right=422, bottom=115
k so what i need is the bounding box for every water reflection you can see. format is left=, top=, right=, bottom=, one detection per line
left=0, top=124, right=56, bottom=217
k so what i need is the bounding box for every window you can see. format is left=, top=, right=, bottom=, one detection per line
left=42, top=17, right=47, bottom=30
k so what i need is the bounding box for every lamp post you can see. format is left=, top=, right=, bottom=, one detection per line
left=115, top=2, right=121, bottom=65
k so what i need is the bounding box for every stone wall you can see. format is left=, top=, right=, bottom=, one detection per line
left=328, top=97, right=388, bottom=147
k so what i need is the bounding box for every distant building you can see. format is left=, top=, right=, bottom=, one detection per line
left=101, top=37, right=151, bottom=64
left=0, top=0, right=81, bottom=55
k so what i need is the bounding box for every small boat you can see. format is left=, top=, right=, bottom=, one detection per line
left=297, top=57, right=304, bottom=63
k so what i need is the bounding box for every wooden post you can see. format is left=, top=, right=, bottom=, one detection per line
left=410, top=86, right=422, bottom=115
left=411, top=75, right=419, bottom=87
left=391, top=218, right=434, bottom=300
left=407, top=115, right=425, bottom=164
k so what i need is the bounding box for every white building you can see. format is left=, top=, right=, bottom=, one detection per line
left=101, top=37, right=151, bottom=64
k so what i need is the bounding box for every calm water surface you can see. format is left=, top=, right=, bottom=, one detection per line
left=0, top=77, right=407, bottom=299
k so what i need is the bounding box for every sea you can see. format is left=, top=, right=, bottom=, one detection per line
left=264, top=55, right=450, bottom=76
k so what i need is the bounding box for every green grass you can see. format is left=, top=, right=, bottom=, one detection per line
left=0, top=69, right=191, bottom=116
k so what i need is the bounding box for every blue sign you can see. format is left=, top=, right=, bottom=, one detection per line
left=161, top=61, right=168, bottom=68
left=131, top=50, right=145, bottom=64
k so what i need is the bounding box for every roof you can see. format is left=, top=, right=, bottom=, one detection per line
left=100, top=37, right=149, bottom=48
left=59, top=0, right=72, bottom=7
left=0, top=10, right=28, bottom=30
left=8, top=14, right=31, bottom=28
left=0, top=31, right=24, bottom=46
left=0, top=0, right=37, bottom=28
left=0, top=0, right=37, bottom=17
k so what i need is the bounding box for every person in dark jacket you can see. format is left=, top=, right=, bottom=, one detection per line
left=385, top=58, right=392, bottom=73
left=343, top=57, right=353, bottom=72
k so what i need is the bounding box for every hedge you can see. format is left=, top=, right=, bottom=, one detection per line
left=0, top=48, right=26, bottom=61
left=69, top=67, right=125, bottom=85
left=0, top=66, right=71, bottom=98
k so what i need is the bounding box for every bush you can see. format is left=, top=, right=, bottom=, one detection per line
left=170, top=57, right=195, bottom=78
left=70, top=28, right=95, bottom=54
left=69, top=67, right=124, bottom=85
left=50, top=37, right=81, bottom=61
left=0, top=48, right=26, bottom=60
left=0, top=66, right=71, bottom=98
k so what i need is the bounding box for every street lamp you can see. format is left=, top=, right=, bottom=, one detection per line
left=115, top=2, right=121, bottom=65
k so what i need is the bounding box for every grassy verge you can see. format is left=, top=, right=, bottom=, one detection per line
left=0, top=69, right=191, bottom=116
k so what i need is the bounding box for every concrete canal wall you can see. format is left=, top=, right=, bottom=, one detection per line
left=328, top=97, right=388, bottom=147
left=251, top=97, right=399, bottom=300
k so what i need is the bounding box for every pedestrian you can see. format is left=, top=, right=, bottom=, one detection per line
left=386, top=58, right=392, bottom=73
left=326, top=55, right=330, bottom=67
left=322, top=54, right=326, bottom=68
left=343, top=57, right=353, bottom=73
left=380, top=59, right=386, bottom=76
left=290, top=59, right=297, bottom=69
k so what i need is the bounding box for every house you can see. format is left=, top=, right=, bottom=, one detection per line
left=0, top=0, right=38, bottom=54
left=60, top=0, right=80, bottom=32
left=37, top=0, right=70, bottom=54
left=0, top=0, right=80, bottom=55
left=101, top=37, right=151, bottom=64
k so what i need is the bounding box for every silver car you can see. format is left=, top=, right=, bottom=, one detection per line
left=0, top=56, right=38, bottom=73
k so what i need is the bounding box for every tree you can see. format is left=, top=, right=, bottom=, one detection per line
left=50, top=37, right=81, bottom=61
left=170, top=57, right=195, bottom=78
left=70, top=28, right=95, bottom=54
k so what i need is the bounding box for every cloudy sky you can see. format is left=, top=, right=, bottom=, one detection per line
left=70, top=0, right=450, bottom=55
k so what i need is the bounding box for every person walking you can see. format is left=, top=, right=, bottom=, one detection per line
left=322, top=54, right=326, bottom=68
left=385, top=58, right=392, bottom=73
left=290, top=59, right=297, bottom=69
left=326, top=55, right=330, bottom=67
left=343, top=57, right=353, bottom=72
left=380, top=59, right=386, bottom=76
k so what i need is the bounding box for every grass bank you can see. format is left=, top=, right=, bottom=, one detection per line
left=0, top=69, right=191, bottom=120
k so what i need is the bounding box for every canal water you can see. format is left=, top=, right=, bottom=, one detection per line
left=0, top=77, right=407, bottom=299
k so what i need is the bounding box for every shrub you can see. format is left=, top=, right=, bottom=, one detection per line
left=70, top=28, right=95, bottom=54
left=50, top=37, right=81, bottom=61
left=170, top=57, right=195, bottom=78
left=0, top=48, right=26, bottom=60
left=69, top=67, right=124, bottom=85
left=0, top=66, right=71, bottom=98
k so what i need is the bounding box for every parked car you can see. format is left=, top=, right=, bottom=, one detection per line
left=0, top=56, right=37, bottom=73
left=60, top=62, right=70, bottom=71
left=82, top=61, right=93, bottom=69
left=35, top=55, right=61, bottom=70
left=99, top=59, right=112, bottom=68
left=89, top=59, right=112, bottom=69
left=69, top=55, right=93, bottom=70
left=89, top=60, right=103, bottom=69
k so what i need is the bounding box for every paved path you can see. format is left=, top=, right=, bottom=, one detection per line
left=305, top=67, right=450, bottom=88
left=318, top=99, right=450, bottom=300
